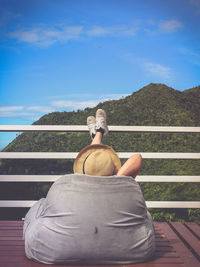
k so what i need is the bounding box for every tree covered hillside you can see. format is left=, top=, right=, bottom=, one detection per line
left=0, top=83, right=200, bottom=221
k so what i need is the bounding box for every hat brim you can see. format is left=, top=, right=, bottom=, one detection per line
left=73, top=144, right=121, bottom=175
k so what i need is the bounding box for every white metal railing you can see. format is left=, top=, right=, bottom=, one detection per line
left=0, top=125, right=200, bottom=209
left=0, top=200, right=199, bottom=208
left=0, top=125, right=200, bottom=133
left=1, top=152, right=200, bottom=159
left=0, top=175, right=200, bottom=183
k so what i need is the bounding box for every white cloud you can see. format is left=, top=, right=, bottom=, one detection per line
left=0, top=106, right=26, bottom=118
left=121, top=52, right=173, bottom=81
left=49, top=93, right=128, bottom=100
left=0, top=105, right=55, bottom=118
left=102, top=93, right=129, bottom=100
left=7, top=18, right=183, bottom=47
left=51, top=93, right=129, bottom=110
left=0, top=112, right=35, bottom=118
left=147, top=19, right=155, bottom=25
left=9, top=26, right=83, bottom=46
left=8, top=23, right=139, bottom=46
left=52, top=100, right=100, bottom=110
left=0, top=93, right=129, bottom=118
left=86, top=26, right=108, bottom=36
left=86, top=25, right=138, bottom=37
left=142, top=62, right=172, bottom=80
left=0, top=106, right=24, bottom=112
left=26, top=106, right=55, bottom=113
left=159, top=19, right=182, bottom=33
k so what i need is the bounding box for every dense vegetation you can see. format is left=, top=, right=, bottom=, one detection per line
left=1, top=83, right=200, bottom=221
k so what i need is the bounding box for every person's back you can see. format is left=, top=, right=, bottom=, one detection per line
left=24, top=174, right=155, bottom=265
left=23, top=109, right=155, bottom=264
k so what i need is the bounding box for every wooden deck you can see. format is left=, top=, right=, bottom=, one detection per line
left=0, top=221, right=199, bottom=267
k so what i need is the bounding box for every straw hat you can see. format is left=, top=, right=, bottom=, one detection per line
left=73, top=144, right=121, bottom=176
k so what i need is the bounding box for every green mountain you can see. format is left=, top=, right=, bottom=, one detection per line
left=1, top=83, right=200, bottom=221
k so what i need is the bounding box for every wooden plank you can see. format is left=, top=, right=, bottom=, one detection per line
left=0, top=255, right=185, bottom=264
left=155, top=236, right=169, bottom=241
left=132, top=264, right=185, bottom=267
left=0, top=263, right=140, bottom=267
left=0, top=229, right=23, bottom=236
left=155, top=241, right=171, bottom=246
left=0, top=245, right=24, bottom=251
left=0, top=237, right=23, bottom=241
left=0, top=250, right=25, bottom=255
left=0, top=258, right=48, bottom=267
left=0, top=219, right=186, bottom=266
left=0, top=263, right=93, bottom=267
left=0, top=262, right=118, bottom=267
left=0, top=226, right=23, bottom=230
left=0, top=221, right=197, bottom=267
left=0, top=256, right=26, bottom=261
left=0, top=220, right=24, bottom=226
left=140, top=257, right=184, bottom=263
left=0, top=262, right=65, bottom=267
left=156, top=222, right=200, bottom=267
left=155, top=251, right=178, bottom=258
left=156, top=246, right=175, bottom=252
left=0, top=240, right=24, bottom=246
left=184, top=222, right=200, bottom=239
left=170, top=222, right=200, bottom=259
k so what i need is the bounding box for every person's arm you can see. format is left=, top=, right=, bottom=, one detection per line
left=116, top=154, right=142, bottom=178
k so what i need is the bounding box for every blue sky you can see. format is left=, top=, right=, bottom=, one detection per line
left=0, top=0, right=200, bottom=149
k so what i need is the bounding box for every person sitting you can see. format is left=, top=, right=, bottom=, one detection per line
left=23, top=109, right=155, bottom=265
left=74, top=109, right=143, bottom=179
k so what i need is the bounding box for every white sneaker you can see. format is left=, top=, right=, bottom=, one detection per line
left=87, top=116, right=96, bottom=139
left=96, top=109, right=109, bottom=136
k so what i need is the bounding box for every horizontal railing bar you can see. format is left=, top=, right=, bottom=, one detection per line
left=0, top=175, right=61, bottom=182
left=119, top=152, right=200, bottom=159
left=136, top=176, right=200, bottom=182
left=0, top=125, right=88, bottom=132
left=0, top=201, right=36, bottom=208
left=0, top=152, right=79, bottom=159
left=0, top=152, right=200, bottom=159
left=0, top=125, right=200, bottom=133
left=145, top=201, right=200, bottom=208
left=0, top=200, right=199, bottom=208
left=0, top=175, right=200, bottom=182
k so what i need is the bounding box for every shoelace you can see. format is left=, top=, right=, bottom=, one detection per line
left=96, top=117, right=106, bottom=128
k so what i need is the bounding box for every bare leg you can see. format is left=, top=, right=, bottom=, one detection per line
left=116, top=154, right=142, bottom=179
left=91, top=132, right=103, bottom=145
